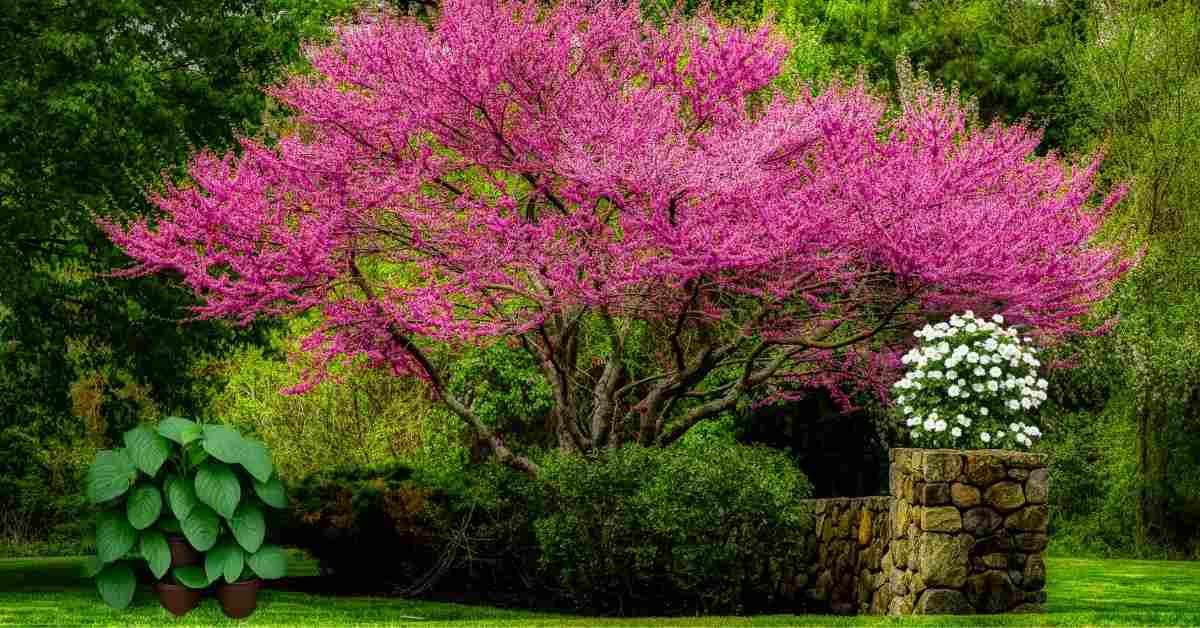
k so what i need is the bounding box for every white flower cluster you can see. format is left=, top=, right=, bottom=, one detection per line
left=892, top=311, right=1047, bottom=449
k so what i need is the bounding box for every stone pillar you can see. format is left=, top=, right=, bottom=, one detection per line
left=883, top=448, right=1049, bottom=615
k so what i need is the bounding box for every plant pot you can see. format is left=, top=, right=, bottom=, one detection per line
left=167, top=536, right=201, bottom=568
left=156, top=582, right=202, bottom=617
left=216, top=580, right=261, bottom=619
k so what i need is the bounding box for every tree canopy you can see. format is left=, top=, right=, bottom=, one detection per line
left=0, top=0, right=353, bottom=437
left=106, top=0, right=1132, bottom=473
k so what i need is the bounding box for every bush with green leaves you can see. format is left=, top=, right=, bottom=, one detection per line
left=535, top=441, right=814, bottom=615
left=281, top=460, right=541, bottom=594
left=84, top=418, right=289, bottom=608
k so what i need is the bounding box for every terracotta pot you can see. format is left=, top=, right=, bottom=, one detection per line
left=167, top=536, right=201, bottom=568
left=217, top=580, right=261, bottom=619
left=156, top=582, right=202, bottom=617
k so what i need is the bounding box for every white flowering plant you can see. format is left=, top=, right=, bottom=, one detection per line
left=892, top=311, right=1046, bottom=449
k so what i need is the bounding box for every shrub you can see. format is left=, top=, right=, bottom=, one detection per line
left=282, top=461, right=542, bottom=594
left=0, top=426, right=91, bottom=557
left=210, top=322, right=429, bottom=480
left=535, top=441, right=814, bottom=615
left=892, top=311, right=1048, bottom=449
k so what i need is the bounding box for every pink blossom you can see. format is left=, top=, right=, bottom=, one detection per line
left=102, top=0, right=1132, bottom=468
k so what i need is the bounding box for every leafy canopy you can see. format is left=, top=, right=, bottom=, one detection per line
left=106, top=0, right=1132, bottom=471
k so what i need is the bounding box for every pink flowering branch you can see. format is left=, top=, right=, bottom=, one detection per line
left=103, top=0, right=1133, bottom=471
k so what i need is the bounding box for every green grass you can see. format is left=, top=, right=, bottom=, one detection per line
left=2, top=556, right=1200, bottom=626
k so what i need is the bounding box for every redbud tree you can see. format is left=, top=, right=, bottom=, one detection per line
left=104, top=0, right=1131, bottom=474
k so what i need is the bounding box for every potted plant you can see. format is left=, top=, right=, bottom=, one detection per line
left=207, top=541, right=290, bottom=618
left=85, top=417, right=288, bottom=615
left=154, top=566, right=208, bottom=617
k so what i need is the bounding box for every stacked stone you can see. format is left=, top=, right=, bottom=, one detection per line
left=796, top=496, right=892, bottom=614
left=883, top=448, right=1050, bottom=615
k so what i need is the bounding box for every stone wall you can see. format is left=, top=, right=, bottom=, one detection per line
left=799, top=448, right=1050, bottom=615
left=800, top=496, right=891, bottom=614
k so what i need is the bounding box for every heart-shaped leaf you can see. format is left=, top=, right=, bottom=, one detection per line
left=206, top=539, right=245, bottom=585
left=123, top=425, right=172, bottom=476
left=140, top=529, right=170, bottom=580
left=95, top=562, right=136, bottom=609
left=247, top=544, right=288, bottom=580
left=202, top=424, right=246, bottom=464
left=167, top=473, right=199, bottom=520
left=96, top=511, right=138, bottom=564
left=126, top=484, right=162, bottom=530
left=158, top=416, right=202, bottom=445
left=195, top=462, right=241, bottom=519
left=82, top=555, right=104, bottom=578
left=229, top=502, right=265, bottom=554
left=181, top=504, right=220, bottom=552
left=87, top=449, right=137, bottom=505
left=173, top=565, right=209, bottom=589
left=238, top=438, right=273, bottom=483
left=253, top=476, right=287, bottom=509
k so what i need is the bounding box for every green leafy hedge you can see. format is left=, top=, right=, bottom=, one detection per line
left=284, top=442, right=813, bottom=615
left=536, top=441, right=814, bottom=615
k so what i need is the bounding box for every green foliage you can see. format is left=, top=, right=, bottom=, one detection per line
left=0, top=0, right=357, bottom=443
left=85, top=419, right=288, bottom=607
left=210, top=323, right=431, bottom=480
left=139, top=530, right=170, bottom=580
left=535, top=442, right=814, bottom=615
left=207, top=540, right=246, bottom=585
left=94, top=562, right=136, bottom=610
left=444, top=340, right=555, bottom=449
left=282, top=459, right=543, bottom=593
left=754, top=0, right=1090, bottom=149
left=1040, top=0, right=1200, bottom=557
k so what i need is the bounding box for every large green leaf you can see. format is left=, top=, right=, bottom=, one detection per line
left=181, top=504, right=220, bottom=552
left=195, top=462, right=241, bottom=518
left=229, top=502, right=266, bottom=554
left=158, top=416, right=203, bottom=445
left=126, top=484, right=162, bottom=530
left=167, top=473, right=199, bottom=520
left=123, top=425, right=172, bottom=476
left=96, top=511, right=138, bottom=564
left=86, top=449, right=138, bottom=505
left=239, top=438, right=273, bottom=483
left=247, top=544, right=288, bottom=580
left=82, top=556, right=104, bottom=578
left=95, top=562, right=136, bottom=609
left=173, top=565, right=209, bottom=589
left=140, top=529, right=170, bottom=580
left=206, top=539, right=245, bottom=584
left=253, top=476, right=288, bottom=509
left=202, top=424, right=247, bottom=464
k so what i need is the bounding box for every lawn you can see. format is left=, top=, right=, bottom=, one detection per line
left=2, top=556, right=1200, bottom=627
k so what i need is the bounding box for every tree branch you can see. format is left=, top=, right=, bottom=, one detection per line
left=347, top=256, right=539, bottom=475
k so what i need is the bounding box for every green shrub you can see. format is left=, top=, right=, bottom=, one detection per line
left=210, top=327, right=429, bottom=480
left=535, top=441, right=814, bottom=615
left=282, top=461, right=540, bottom=593
left=0, top=426, right=91, bottom=557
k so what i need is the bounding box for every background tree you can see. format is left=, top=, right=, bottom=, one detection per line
left=1044, top=0, right=1200, bottom=555
left=106, top=0, right=1131, bottom=474
left=0, top=0, right=356, bottom=551
left=0, top=0, right=356, bottom=441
